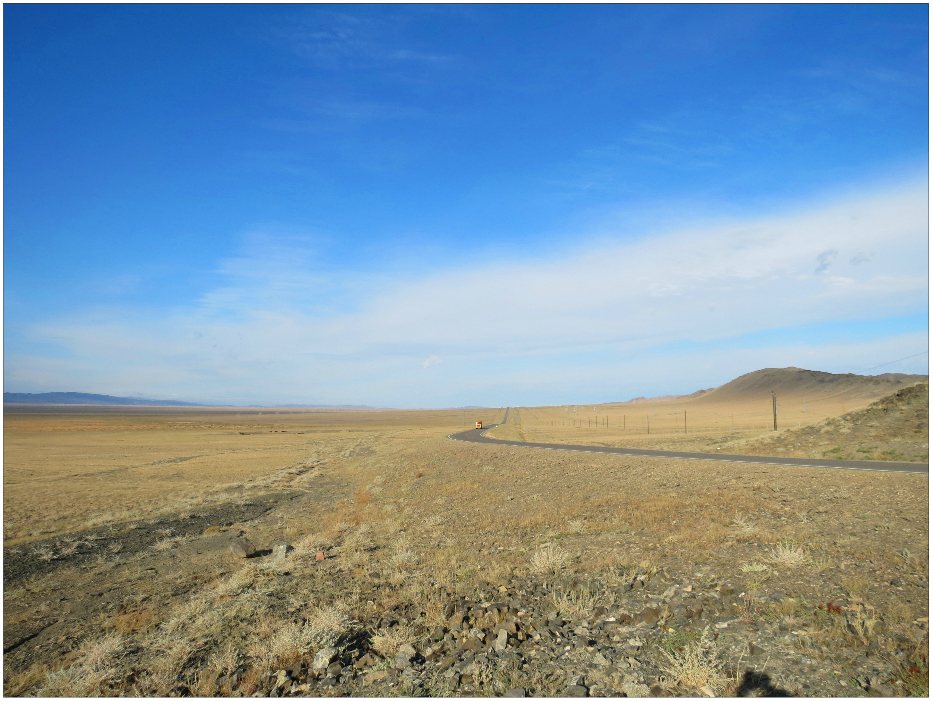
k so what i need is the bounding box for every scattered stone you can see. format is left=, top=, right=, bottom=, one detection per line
left=592, top=651, right=610, bottom=666
left=326, top=661, right=342, bottom=676
left=394, top=643, right=416, bottom=668
left=315, top=551, right=325, bottom=561
left=566, top=683, right=588, bottom=697
left=495, top=629, right=509, bottom=652
left=636, top=607, right=660, bottom=626
left=312, top=646, right=337, bottom=672
left=504, top=687, right=527, bottom=697
left=229, top=538, right=256, bottom=558
left=362, top=670, right=390, bottom=687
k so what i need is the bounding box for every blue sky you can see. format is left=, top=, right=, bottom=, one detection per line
left=4, top=4, right=929, bottom=407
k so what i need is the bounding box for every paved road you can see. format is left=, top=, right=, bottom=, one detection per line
left=449, top=408, right=929, bottom=475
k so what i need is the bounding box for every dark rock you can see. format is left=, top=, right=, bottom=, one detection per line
left=326, top=662, right=342, bottom=676
left=287, top=661, right=303, bottom=678
left=504, top=688, right=527, bottom=697
left=566, top=684, right=588, bottom=697
left=748, top=642, right=764, bottom=657
left=636, top=607, right=661, bottom=626
left=462, top=636, right=484, bottom=652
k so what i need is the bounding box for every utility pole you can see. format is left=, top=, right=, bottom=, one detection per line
left=684, top=411, right=687, bottom=434
left=647, top=415, right=650, bottom=434
left=772, top=391, right=778, bottom=431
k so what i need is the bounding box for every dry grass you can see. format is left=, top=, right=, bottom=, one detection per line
left=530, top=543, right=571, bottom=574
left=767, top=542, right=809, bottom=567
left=370, top=622, right=418, bottom=659
left=3, top=406, right=504, bottom=546
left=660, top=625, right=729, bottom=693
left=34, top=633, right=126, bottom=696
left=549, top=587, right=602, bottom=619
left=3, top=399, right=927, bottom=697
left=489, top=373, right=926, bottom=462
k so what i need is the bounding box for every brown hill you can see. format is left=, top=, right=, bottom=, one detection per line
left=733, top=381, right=929, bottom=463
left=696, top=367, right=926, bottom=404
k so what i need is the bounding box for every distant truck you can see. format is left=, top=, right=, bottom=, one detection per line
left=475, top=421, right=483, bottom=429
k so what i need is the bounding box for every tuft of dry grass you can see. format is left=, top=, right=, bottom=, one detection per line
left=566, top=519, right=587, bottom=534
left=34, top=633, right=126, bottom=697
left=370, top=622, right=418, bottom=659
left=550, top=587, right=602, bottom=619
left=530, top=543, right=570, bottom=574
left=390, top=536, right=418, bottom=569
left=305, top=605, right=355, bottom=651
left=740, top=561, right=768, bottom=573
left=660, top=625, right=729, bottom=692
left=767, top=542, right=808, bottom=567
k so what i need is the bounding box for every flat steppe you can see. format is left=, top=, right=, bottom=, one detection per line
left=3, top=370, right=928, bottom=697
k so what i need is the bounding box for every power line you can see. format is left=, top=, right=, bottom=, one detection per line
left=863, top=351, right=928, bottom=373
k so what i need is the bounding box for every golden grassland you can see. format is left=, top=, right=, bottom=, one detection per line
left=489, top=375, right=926, bottom=459
left=3, top=406, right=503, bottom=547
left=2, top=393, right=928, bottom=697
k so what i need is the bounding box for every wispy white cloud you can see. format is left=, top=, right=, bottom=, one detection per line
left=13, top=179, right=928, bottom=406
left=273, top=10, right=458, bottom=73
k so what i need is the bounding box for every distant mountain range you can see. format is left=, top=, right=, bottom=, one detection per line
left=3, top=392, right=204, bottom=406
left=2, top=392, right=378, bottom=408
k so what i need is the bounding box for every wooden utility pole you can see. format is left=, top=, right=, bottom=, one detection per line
left=772, top=391, right=778, bottom=431
left=647, top=415, right=650, bottom=434
left=684, top=411, right=687, bottom=434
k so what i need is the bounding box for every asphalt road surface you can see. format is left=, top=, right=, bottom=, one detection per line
left=450, top=409, right=929, bottom=475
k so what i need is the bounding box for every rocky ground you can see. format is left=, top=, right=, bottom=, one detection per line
left=199, top=561, right=929, bottom=698
left=4, top=414, right=928, bottom=697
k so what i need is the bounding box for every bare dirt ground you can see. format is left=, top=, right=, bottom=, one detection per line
left=3, top=386, right=928, bottom=697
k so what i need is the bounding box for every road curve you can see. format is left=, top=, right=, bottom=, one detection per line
left=449, top=409, right=929, bottom=475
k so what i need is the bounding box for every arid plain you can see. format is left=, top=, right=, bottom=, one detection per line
left=3, top=368, right=928, bottom=697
